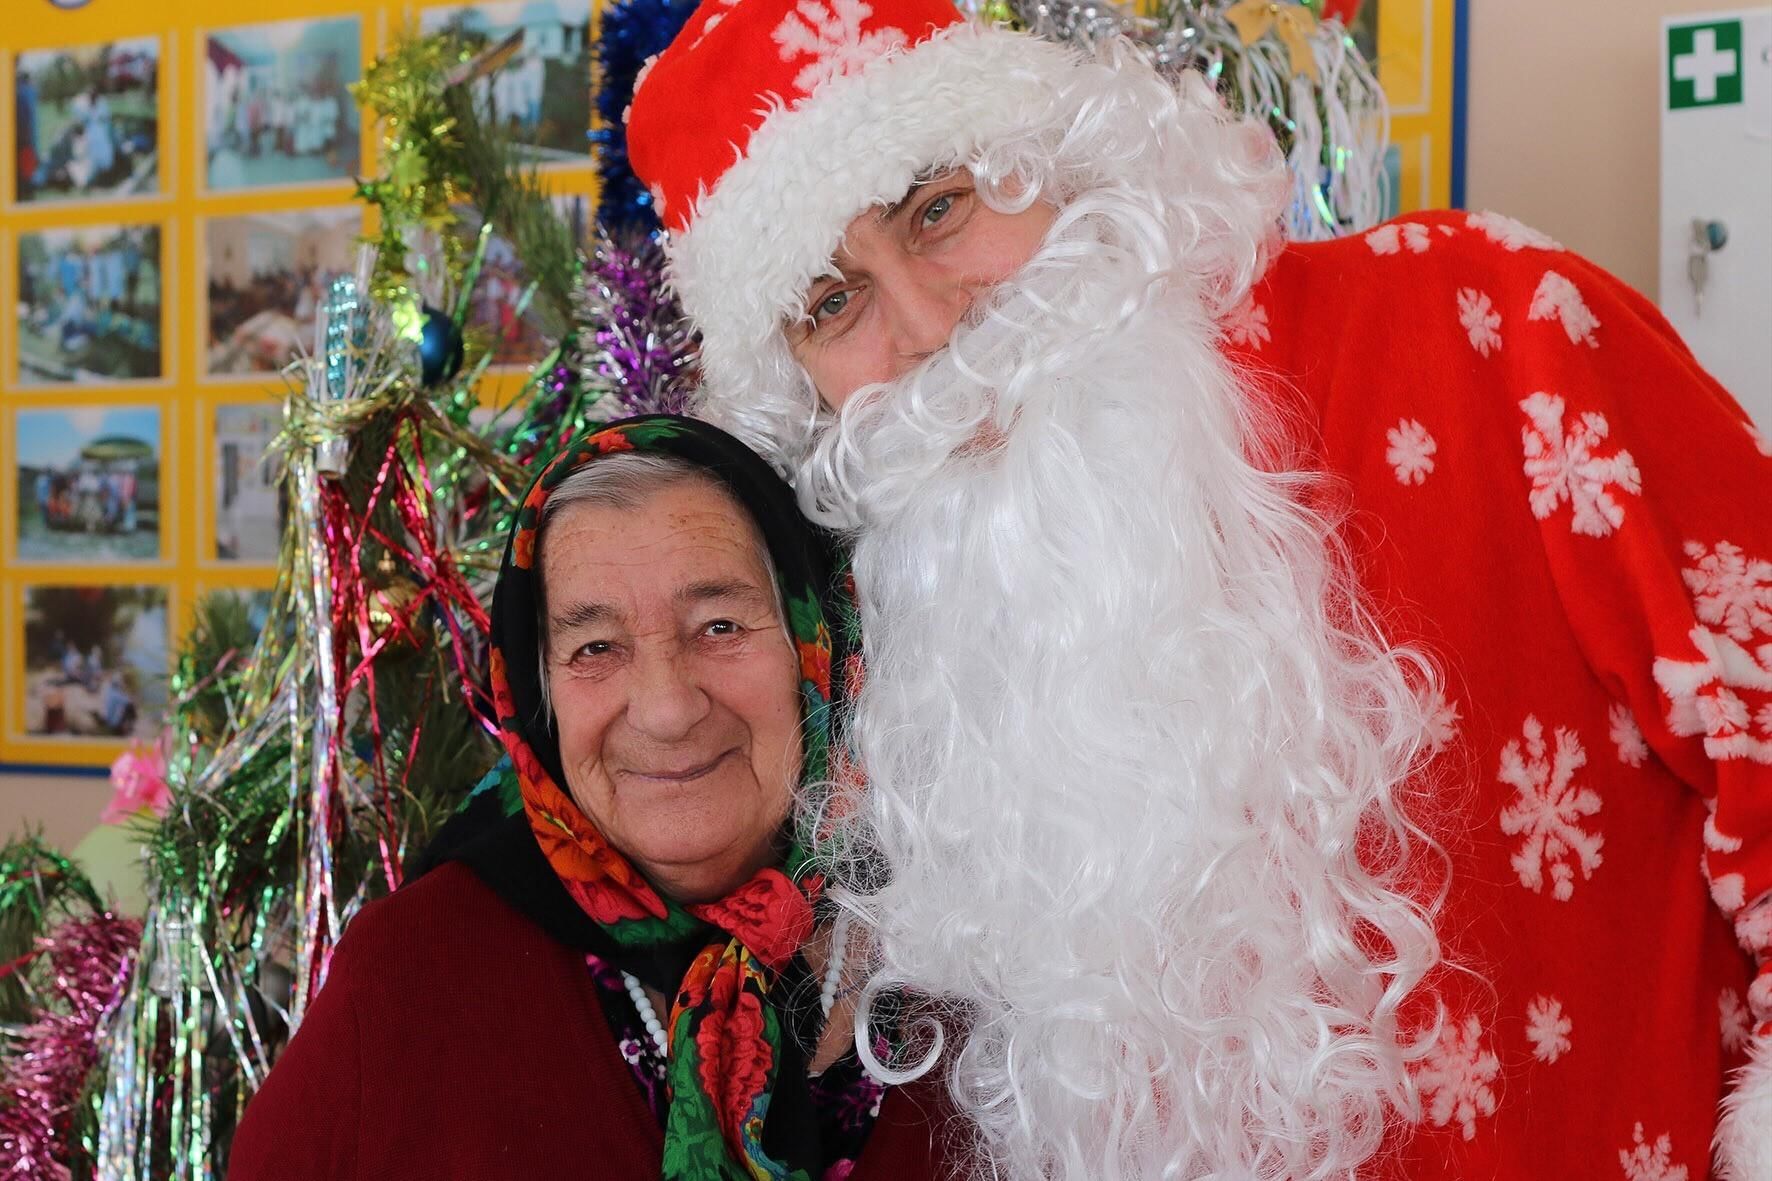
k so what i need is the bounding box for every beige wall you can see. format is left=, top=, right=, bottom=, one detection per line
left=0, top=770, right=116, bottom=867
left=1465, top=0, right=1731, bottom=297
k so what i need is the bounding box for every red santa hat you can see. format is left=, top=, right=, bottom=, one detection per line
left=626, top=0, right=1078, bottom=449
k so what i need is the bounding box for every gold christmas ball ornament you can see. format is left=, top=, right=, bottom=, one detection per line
left=366, top=559, right=428, bottom=654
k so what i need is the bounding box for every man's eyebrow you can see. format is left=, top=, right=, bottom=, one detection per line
left=877, top=169, right=944, bottom=225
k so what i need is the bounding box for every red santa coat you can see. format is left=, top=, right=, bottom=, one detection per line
left=1230, top=209, right=1771, bottom=1178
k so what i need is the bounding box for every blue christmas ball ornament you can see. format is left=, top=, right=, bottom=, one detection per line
left=418, top=305, right=465, bottom=387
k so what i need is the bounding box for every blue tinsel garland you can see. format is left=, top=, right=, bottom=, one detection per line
left=592, top=0, right=700, bottom=234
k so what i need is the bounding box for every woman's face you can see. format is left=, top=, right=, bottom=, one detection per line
left=540, top=480, right=802, bottom=903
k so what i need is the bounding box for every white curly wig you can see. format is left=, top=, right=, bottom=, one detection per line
left=673, top=24, right=1277, bottom=476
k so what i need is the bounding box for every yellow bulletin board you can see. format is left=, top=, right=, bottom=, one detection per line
left=0, top=0, right=1458, bottom=773
left=1371, top=0, right=1467, bottom=212
left=0, top=0, right=599, bottom=771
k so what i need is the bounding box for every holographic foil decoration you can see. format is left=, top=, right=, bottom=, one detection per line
left=1011, top=0, right=1390, bottom=237
left=573, top=232, right=697, bottom=418
left=0, top=913, right=140, bottom=1178
left=315, top=276, right=360, bottom=476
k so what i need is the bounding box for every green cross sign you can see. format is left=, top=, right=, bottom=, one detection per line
left=1669, top=20, right=1743, bottom=110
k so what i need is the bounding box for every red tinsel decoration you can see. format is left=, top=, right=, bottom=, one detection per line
left=0, top=912, right=141, bottom=1176
left=308, top=409, right=498, bottom=961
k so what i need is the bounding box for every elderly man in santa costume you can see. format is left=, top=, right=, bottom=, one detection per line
left=626, top=2, right=1772, bottom=1177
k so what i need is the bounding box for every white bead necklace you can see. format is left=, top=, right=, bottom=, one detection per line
left=819, top=911, right=851, bottom=1019
left=620, top=912, right=852, bottom=1062
left=622, top=969, right=670, bottom=1059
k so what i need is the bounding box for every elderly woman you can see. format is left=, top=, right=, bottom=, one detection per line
left=230, top=417, right=953, bottom=1178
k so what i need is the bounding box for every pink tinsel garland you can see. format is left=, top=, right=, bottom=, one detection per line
left=0, top=912, right=141, bottom=1176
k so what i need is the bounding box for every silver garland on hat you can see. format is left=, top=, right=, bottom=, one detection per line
left=995, top=0, right=1391, bottom=239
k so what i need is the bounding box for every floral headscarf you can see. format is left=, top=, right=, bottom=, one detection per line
left=442, top=416, right=855, bottom=1179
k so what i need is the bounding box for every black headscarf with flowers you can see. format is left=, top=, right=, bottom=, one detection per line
left=417, top=415, right=854, bottom=1180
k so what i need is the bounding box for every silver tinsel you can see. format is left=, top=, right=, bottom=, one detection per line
left=1009, top=0, right=1392, bottom=238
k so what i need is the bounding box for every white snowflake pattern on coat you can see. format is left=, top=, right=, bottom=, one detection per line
left=1713, top=871, right=1747, bottom=911
left=1525, top=994, right=1572, bottom=1063
left=1498, top=715, right=1603, bottom=900
left=1653, top=541, right=1772, bottom=764
left=1415, top=1014, right=1500, bottom=1140
left=1519, top=392, right=1642, bottom=538
left=1722, top=988, right=1752, bottom=1054
left=1424, top=687, right=1461, bottom=754
left=1706, top=798, right=1745, bottom=854
left=1529, top=270, right=1602, bottom=348
left=1680, top=541, right=1772, bottom=642
left=1619, top=1124, right=1689, bottom=1181
left=1608, top=702, right=1649, bottom=767
left=1467, top=209, right=1566, bottom=250
left=1653, top=626, right=1772, bottom=764
left=1367, top=222, right=1432, bottom=255
left=1223, top=297, right=1271, bottom=350
left=1386, top=418, right=1437, bottom=485
left=772, top=0, right=907, bottom=93
left=1739, top=894, right=1772, bottom=956
left=1457, top=287, right=1502, bottom=356
left=1467, top=210, right=1563, bottom=252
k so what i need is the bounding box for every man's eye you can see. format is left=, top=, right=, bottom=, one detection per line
left=812, top=289, right=850, bottom=323
left=921, top=193, right=955, bottom=227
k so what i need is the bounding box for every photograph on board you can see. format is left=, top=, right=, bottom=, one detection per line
left=13, top=37, right=160, bottom=204
left=204, top=17, right=362, bottom=190
left=419, top=2, right=592, bottom=162
left=461, top=195, right=587, bottom=366
left=21, top=585, right=168, bottom=741
left=14, top=406, right=161, bottom=564
left=213, top=402, right=286, bottom=563
left=206, top=207, right=358, bottom=376
left=15, top=223, right=163, bottom=385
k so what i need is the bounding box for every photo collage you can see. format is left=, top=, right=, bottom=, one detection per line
left=1, top=1, right=598, bottom=769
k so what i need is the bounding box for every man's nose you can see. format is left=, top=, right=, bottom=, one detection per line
left=884, top=265, right=973, bottom=366
left=626, top=646, right=709, bottom=741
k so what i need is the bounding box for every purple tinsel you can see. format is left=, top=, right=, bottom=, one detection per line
left=0, top=913, right=141, bottom=1176
left=574, top=233, right=697, bottom=417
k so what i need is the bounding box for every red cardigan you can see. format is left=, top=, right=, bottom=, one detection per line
left=229, top=862, right=961, bottom=1179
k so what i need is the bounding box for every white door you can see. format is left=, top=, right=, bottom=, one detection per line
left=1660, top=8, right=1772, bottom=430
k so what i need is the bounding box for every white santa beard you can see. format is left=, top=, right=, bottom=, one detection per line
left=804, top=231, right=1444, bottom=1181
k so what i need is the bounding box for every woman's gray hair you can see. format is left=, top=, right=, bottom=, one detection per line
left=533, top=451, right=788, bottom=722
left=540, top=450, right=715, bottom=523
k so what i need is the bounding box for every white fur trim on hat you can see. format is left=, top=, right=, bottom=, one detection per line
left=1718, top=1029, right=1772, bottom=1179
left=666, top=23, right=1080, bottom=464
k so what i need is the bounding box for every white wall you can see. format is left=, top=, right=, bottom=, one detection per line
left=1464, top=0, right=1735, bottom=296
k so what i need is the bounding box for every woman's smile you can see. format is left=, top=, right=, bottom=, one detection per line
left=617, top=748, right=737, bottom=784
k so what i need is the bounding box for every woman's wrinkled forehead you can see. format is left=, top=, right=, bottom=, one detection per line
left=539, top=482, right=778, bottom=613
left=536, top=447, right=791, bottom=624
